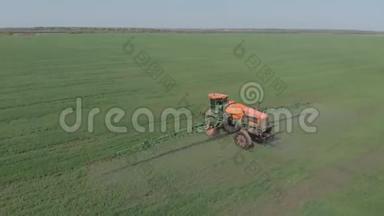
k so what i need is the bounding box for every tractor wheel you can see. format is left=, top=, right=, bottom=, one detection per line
left=234, top=130, right=253, bottom=149
left=223, top=114, right=241, bottom=133
left=204, top=115, right=216, bottom=129
left=204, top=113, right=220, bottom=137
left=206, top=127, right=219, bottom=137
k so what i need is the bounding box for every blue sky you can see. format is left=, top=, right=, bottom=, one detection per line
left=0, top=0, right=383, bottom=31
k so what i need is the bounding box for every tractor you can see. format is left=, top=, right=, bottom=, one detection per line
left=204, top=93, right=274, bottom=149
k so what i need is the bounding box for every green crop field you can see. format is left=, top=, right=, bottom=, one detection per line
left=1, top=32, right=384, bottom=215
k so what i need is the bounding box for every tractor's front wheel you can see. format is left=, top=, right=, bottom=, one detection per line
left=206, top=127, right=219, bottom=137
left=223, top=114, right=241, bottom=133
left=234, top=130, right=253, bottom=149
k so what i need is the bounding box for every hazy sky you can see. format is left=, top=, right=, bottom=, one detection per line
left=0, top=0, right=383, bottom=31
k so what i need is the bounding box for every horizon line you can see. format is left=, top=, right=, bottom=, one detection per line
left=1, top=27, right=384, bottom=34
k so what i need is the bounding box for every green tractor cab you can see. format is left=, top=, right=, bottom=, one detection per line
left=204, top=93, right=242, bottom=136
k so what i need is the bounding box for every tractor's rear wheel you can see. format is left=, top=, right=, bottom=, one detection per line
left=234, top=130, right=253, bottom=149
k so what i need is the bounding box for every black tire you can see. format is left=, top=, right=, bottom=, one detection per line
left=223, top=114, right=241, bottom=133
left=233, top=130, right=253, bottom=149
left=204, top=115, right=217, bottom=129
left=204, top=110, right=220, bottom=137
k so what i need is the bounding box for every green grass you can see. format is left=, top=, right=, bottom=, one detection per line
left=1, top=32, right=384, bottom=215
